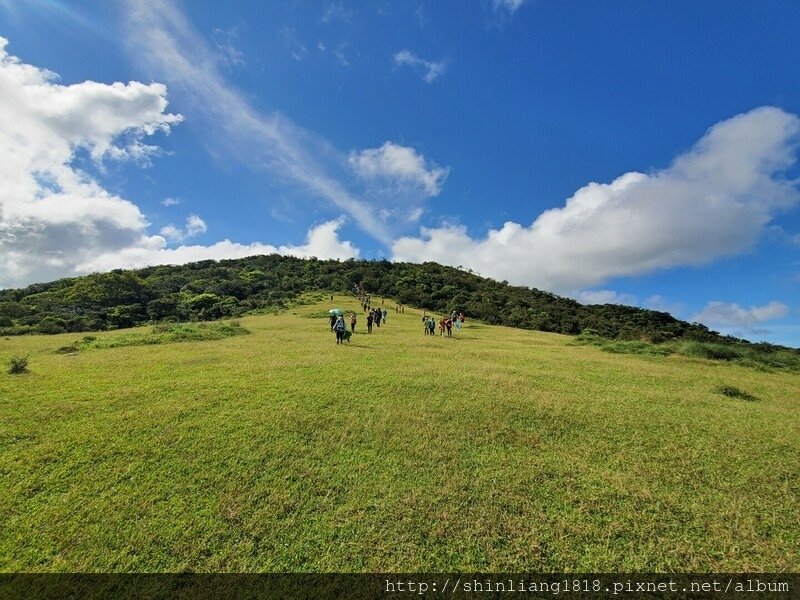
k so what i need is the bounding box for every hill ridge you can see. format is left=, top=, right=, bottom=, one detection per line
left=0, top=255, right=795, bottom=352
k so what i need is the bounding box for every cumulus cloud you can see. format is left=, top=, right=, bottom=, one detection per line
left=393, top=50, right=447, bottom=83
left=574, top=289, right=638, bottom=306
left=160, top=214, right=207, bottom=243
left=643, top=295, right=685, bottom=317
left=348, top=142, right=449, bottom=197
left=392, top=107, right=800, bottom=293
left=692, top=300, right=789, bottom=332
left=0, top=35, right=181, bottom=288
left=0, top=36, right=361, bottom=288
left=78, top=219, right=359, bottom=272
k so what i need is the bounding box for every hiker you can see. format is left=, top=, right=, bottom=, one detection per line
left=374, top=309, right=381, bottom=328
left=439, top=317, right=446, bottom=337
left=329, top=314, right=336, bottom=331
left=427, top=317, right=435, bottom=336
left=366, top=312, right=373, bottom=333
left=446, top=318, right=453, bottom=338
left=350, top=313, right=357, bottom=333
left=382, top=308, right=387, bottom=325
left=423, top=315, right=429, bottom=335
left=333, top=315, right=346, bottom=345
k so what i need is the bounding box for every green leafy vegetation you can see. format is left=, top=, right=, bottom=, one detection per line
left=6, top=356, right=28, bottom=374
left=717, top=385, right=759, bottom=402
left=1, top=298, right=797, bottom=571
left=572, top=330, right=800, bottom=372
left=76, top=321, right=250, bottom=349
left=3, top=256, right=794, bottom=357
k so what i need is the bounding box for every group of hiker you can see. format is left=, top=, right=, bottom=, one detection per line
left=329, top=285, right=465, bottom=345
left=366, top=308, right=387, bottom=333
left=423, top=311, right=465, bottom=337
left=328, top=307, right=388, bottom=344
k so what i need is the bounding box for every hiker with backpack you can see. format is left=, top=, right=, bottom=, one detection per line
left=333, top=315, right=346, bottom=345
left=366, top=312, right=373, bottom=333
left=350, top=313, right=357, bottom=333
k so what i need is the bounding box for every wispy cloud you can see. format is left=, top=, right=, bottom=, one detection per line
left=491, top=0, right=527, bottom=15
left=212, top=26, right=245, bottom=69
left=393, top=49, right=447, bottom=83
left=321, top=2, right=355, bottom=24
left=123, top=0, right=391, bottom=242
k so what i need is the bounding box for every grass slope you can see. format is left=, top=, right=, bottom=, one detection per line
left=1, top=297, right=798, bottom=572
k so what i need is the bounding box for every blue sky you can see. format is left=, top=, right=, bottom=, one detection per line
left=1, top=0, right=799, bottom=346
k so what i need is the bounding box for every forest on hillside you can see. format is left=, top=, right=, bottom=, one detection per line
left=0, top=255, right=794, bottom=352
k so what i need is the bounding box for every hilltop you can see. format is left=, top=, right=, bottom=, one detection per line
left=1, top=256, right=792, bottom=353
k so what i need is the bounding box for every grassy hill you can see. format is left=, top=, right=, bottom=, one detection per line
left=5, top=256, right=796, bottom=358
left=1, top=294, right=798, bottom=571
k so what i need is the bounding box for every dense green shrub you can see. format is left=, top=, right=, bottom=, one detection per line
left=717, top=385, right=758, bottom=401
left=8, top=356, right=28, bottom=374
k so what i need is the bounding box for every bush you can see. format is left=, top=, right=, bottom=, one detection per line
left=601, top=340, right=674, bottom=356
left=8, top=356, right=28, bottom=374
left=55, top=345, right=79, bottom=354
left=36, top=317, right=67, bottom=335
left=569, top=329, right=605, bottom=346
left=717, top=385, right=758, bottom=401
left=678, top=341, right=744, bottom=361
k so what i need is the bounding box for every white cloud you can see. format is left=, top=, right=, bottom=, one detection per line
left=124, top=0, right=391, bottom=242
left=574, top=289, right=638, bottom=306
left=78, top=219, right=359, bottom=272
left=0, top=35, right=361, bottom=288
left=393, top=50, right=447, bottom=83
left=692, top=300, right=789, bottom=331
left=159, top=214, right=207, bottom=243
left=392, top=107, right=800, bottom=293
left=161, top=197, right=180, bottom=206
left=0, top=35, right=181, bottom=288
left=643, top=295, right=685, bottom=317
left=321, top=2, right=355, bottom=24
left=348, top=142, right=449, bottom=197
left=491, top=0, right=527, bottom=14
left=212, top=27, right=245, bottom=69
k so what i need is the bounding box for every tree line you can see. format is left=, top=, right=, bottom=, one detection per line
left=0, top=255, right=794, bottom=352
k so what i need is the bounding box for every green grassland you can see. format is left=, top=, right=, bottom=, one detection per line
left=1, top=296, right=798, bottom=572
